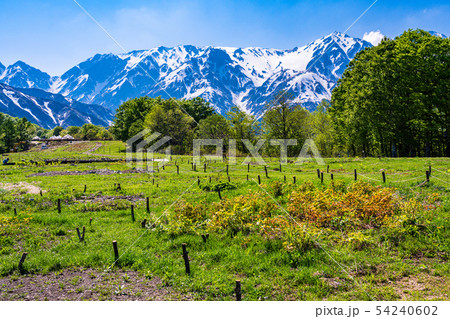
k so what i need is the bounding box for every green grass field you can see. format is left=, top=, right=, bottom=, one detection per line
left=0, top=141, right=449, bottom=300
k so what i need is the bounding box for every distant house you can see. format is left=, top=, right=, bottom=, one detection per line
left=31, top=136, right=42, bottom=141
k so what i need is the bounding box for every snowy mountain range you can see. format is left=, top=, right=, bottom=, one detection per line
left=0, top=30, right=446, bottom=127
left=0, top=83, right=112, bottom=129
left=0, top=31, right=373, bottom=118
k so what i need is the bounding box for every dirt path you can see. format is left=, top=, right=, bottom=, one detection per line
left=0, top=269, right=192, bottom=301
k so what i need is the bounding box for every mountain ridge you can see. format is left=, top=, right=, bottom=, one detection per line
left=0, top=83, right=113, bottom=129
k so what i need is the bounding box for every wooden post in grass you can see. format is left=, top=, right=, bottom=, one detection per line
left=84, top=185, right=87, bottom=193
left=429, top=165, right=432, bottom=176
left=176, top=165, right=179, bottom=175
left=246, top=175, right=249, bottom=181
left=14, top=208, right=17, bottom=215
left=382, top=171, right=386, bottom=183
left=320, top=172, right=324, bottom=184
left=117, top=183, right=122, bottom=191
left=217, top=188, right=222, bottom=200
left=141, top=219, right=147, bottom=228
left=354, top=169, right=357, bottom=181
left=209, top=176, right=212, bottom=183
left=57, top=199, right=61, bottom=214
left=40, top=190, right=43, bottom=197
left=226, top=165, right=229, bottom=176
left=193, top=164, right=196, bottom=172
left=293, top=176, right=296, bottom=184
left=18, top=252, right=27, bottom=271
left=182, top=243, right=190, bottom=275
left=264, top=166, right=268, bottom=178
left=152, top=179, right=155, bottom=185
left=204, top=163, right=206, bottom=172
left=317, top=168, right=320, bottom=179
left=235, top=280, right=242, bottom=301
left=247, top=163, right=250, bottom=173
left=76, top=227, right=85, bottom=242
left=327, top=165, right=329, bottom=173
left=279, top=163, right=282, bottom=172
left=112, top=241, right=119, bottom=261
left=426, top=170, right=430, bottom=183
left=131, top=205, right=135, bottom=222
left=198, top=177, right=201, bottom=186
left=201, top=234, right=209, bottom=243
left=146, top=197, right=150, bottom=213
left=258, top=175, right=261, bottom=184
left=284, top=175, right=286, bottom=183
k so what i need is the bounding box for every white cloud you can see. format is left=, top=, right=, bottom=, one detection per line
left=363, top=30, right=385, bottom=46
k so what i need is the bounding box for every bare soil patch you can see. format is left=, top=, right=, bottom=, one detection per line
left=0, top=268, right=192, bottom=301
left=27, top=168, right=149, bottom=177
left=392, top=274, right=449, bottom=300
left=0, top=182, right=43, bottom=195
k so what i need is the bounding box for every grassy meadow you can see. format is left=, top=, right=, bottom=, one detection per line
left=0, top=141, right=449, bottom=300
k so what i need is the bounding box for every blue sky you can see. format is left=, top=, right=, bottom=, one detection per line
left=1, top=0, right=449, bottom=75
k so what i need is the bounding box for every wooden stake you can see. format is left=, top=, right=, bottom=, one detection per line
left=331, top=173, right=334, bottom=180
left=182, top=243, right=190, bottom=275
left=57, top=199, right=61, bottom=214
left=426, top=170, right=430, bottom=183
left=18, top=252, right=27, bottom=271
left=429, top=165, right=432, bottom=176
left=14, top=208, right=17, bottom=215
left=382, top=171, right=386, bottom=183
left=284, top=175, right=286, bottom=183
left=217, top=188, right=222, bottom=200
left=84, top=185, right=87, bottom=193
left=235, top=280, right=242, bottom=301
left=246, top=175, right=249, bottom=181
left=327, top=165, right=329, bottom=173
left=247, top=163, right=250, bottom=172
left=131, top=205, right=135, bottom=222
left=354, top=169, right=357, bottom=181
left=293, top=176, right=296, bottom=184
left=264, top=166, right=268, bottom=178
left=258, top=175, right=261, bottom=184
left=204, top=163, right=206, bottom=172
left=40, top=190, right=43, bottom=197
left=201, top=234, right=209, bottom=243
left=177, top=165, right=179, bottom=175
left=209, top=176, right=211, bottom=183
left=141, top=219, right=147, bottom=228
left=228, top=176, right=230, bottom=183
left=317, top=168, right=320, bottom=179
left=112, top=240, right=119, bottom=261
left=226, top=165, right=229, bottom=176
left=146, top=197, right=150, bottom=213
left=320, top=172, right=324, bottom=184
left=279, top=163, right=282, bottom=172
left=198, top=177, right=201, bottom=186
